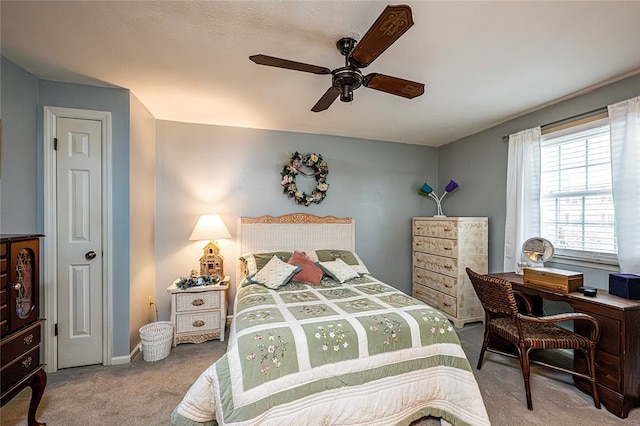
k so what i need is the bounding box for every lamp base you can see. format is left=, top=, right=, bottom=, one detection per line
left=432, top=214, right=447, bottom=218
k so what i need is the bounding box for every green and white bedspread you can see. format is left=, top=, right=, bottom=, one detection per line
left=172, top=275, right=490, bottom=426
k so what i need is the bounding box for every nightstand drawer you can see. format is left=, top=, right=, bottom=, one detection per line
left=176, top=312, right=221, bottom=334
left=176, top=291, right=221, bottom=312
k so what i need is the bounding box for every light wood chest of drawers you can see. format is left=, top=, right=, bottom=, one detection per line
left=412, top=217, right=488, bottom=328
left=167, top=277, right=229, bottom=346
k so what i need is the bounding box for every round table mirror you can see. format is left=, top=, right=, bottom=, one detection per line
left=522, top=237, right=554, bottom=267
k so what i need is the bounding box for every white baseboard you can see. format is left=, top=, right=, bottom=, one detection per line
left=111, top=342, right=141, bottom=365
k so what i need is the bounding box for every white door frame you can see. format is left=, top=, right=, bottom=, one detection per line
left=43, top=106, right=113, bottom=373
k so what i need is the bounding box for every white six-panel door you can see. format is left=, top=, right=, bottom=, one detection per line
left=56, top=117, right=103, bottom=368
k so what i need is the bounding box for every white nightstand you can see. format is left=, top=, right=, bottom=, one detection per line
left=166, top=276, right=229, bottom=346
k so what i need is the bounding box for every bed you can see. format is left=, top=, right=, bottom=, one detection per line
left=171, top=214, right=490, bottom=426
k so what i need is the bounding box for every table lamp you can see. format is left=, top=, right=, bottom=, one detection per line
left=189, top=214, right=231, bottom=278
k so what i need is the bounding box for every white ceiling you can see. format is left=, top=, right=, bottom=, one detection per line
left=2, top=1, right=640, bottom=147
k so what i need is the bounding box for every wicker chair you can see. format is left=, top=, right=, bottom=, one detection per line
left=465, top=268, right=601, bottom=410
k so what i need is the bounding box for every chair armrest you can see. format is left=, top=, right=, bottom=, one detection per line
left=518, top=312, right=601, bottom=342
left=513, top=290, right=533, bottom=314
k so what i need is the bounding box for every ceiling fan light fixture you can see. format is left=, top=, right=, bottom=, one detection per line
left=340, top=85, right=354, bottom=103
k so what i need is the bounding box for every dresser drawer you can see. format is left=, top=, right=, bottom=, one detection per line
left=1, top=323, right=41, bottom=366
left=1, top=346, right=40, bottom=393
left=413, top=283, right=457, bottom=317
left=413, top=236, right=457, bottom=258
left=413, top=220, right=458, bottom=239
left=413, top=252, right=458, bottom=278
left=413, top=267, right=458, bottom=297
left=176, top=291, right=221, bottom=313
left=176, top=311, right=221, bottom=334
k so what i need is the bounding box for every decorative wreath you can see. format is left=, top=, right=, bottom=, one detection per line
left=280, top=152, right=329, bottom=206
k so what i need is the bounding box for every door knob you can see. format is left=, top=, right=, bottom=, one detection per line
left=85, top=251, right=97, bottom=260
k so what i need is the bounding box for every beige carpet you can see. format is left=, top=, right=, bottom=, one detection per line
left=2, top=323, right=636, bottom=425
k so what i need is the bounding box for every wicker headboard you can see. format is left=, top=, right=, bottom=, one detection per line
left=237, top=213, right=355, bottom=284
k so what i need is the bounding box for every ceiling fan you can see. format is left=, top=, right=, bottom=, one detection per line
left=249, top=4, right=425, bottom=112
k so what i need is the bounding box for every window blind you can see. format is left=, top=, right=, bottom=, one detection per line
left=540, top=119, right=617, bottom=263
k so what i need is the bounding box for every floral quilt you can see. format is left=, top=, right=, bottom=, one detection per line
left=172, top=275, right=490, bottom=426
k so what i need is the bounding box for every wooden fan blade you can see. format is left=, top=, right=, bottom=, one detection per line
left=363, top=73, right=424, bottom=99
left=311, top=87, right=340, bottom=112
left=350, top=5, right=414, bottom=68
left=249, top=54, right=331, bottom=75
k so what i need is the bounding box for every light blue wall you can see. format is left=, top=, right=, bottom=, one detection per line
left=439, top=73, right=640, bottom=290
left=154, top=120, right=439, bottom=316
left=0, top=57, right=39, bottom=233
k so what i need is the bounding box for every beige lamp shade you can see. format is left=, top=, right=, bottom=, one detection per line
left=189, top=214, right=231, bottom=241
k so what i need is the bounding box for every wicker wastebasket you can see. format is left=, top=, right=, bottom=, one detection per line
left=139, top=321, right=174, bottom=362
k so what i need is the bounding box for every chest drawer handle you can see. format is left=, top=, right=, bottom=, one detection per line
left=22, top=357, right=33, bottom=369
left=23, top=334, right=34, bottom=346
left=192, top=320, right=205, bottom=327
left=192, top=299, right=205, bottom=306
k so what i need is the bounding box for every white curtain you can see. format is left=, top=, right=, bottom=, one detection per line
left=503, top=127, right=541, bottom=272
left=608, top=96, right=640, bottom=274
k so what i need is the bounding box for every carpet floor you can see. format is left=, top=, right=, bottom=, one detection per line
left=2, top=323, right=637, bottom=425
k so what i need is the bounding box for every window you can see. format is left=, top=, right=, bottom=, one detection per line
left=539, top=116, right=617, bottom=264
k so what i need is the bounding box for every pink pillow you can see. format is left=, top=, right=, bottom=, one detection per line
left=288, top=251, right=324, bottom=286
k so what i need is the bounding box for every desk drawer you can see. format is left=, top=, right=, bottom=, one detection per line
left=575, top=312, right=620, bottom=357
left=576, top=348, right=621, bottom=392
left=595, top=349, right=621, bottom=391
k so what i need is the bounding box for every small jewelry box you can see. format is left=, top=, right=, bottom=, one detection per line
left=609, top=273, right=640, bottom=300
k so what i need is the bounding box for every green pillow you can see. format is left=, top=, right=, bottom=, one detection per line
left=254, top=252, right=292, bottom=270
left=239, top=251, right=293, bottom=276
left=315, top=249, right=358, bottom=265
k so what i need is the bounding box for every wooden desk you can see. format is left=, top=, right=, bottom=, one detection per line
left=490, top=272, right=640, bottom=419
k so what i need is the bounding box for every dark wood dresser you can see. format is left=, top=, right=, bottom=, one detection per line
left=1, top=234, right=46, bottom=426
left=490, top=272, right=640, bottom=419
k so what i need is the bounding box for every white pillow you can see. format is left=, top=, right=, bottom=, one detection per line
left=247, top=255, right=301, bottom=289
left=318, top=258, right=359, bottom=283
